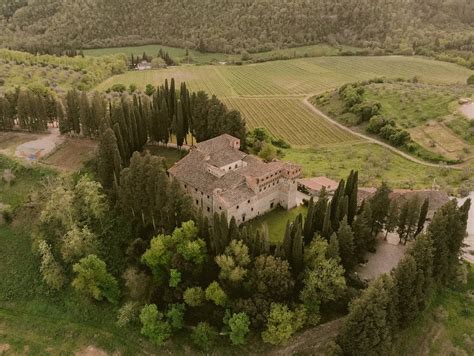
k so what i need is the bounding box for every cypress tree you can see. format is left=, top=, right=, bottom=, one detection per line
left=303, top=197, right=315, bottom=244
left=337, top=217, right=355, bottom=272
left=327, top=233, right=341, bottom=263
left=66, top=89, right=81, bottom=134
left=321, top=202, right=333, bottom=239
left=393, top=254, right=419, bottom=327
left=291, top=230, right=304, bottom=276
left=339, top=275, right=393, bottom=355
left=281, top=221, right=293, bottom=260
left=97, top=128, right=122, bottom=190
left=415, top=198, right=429, bottom=237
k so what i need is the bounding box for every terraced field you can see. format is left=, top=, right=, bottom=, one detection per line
left=96, top=56, right=473, bottom=146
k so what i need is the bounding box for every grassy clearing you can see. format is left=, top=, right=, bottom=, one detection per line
left=0, top=155, right=53, bottom=209
left=283, top=143, right=466, bottom=191
left=393, top=264, right=474, bottom=355
left=144, top=144, right=185, bottom=167
left=245, top=205, right=308, bottom=244
left=95, top=56, right=472, bottom=148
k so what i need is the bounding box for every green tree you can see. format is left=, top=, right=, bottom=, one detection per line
left=72, top=255, right=119, bottom=304
left=227, top=312, right=250, bottom=345
left=393, top=254, right=419, bottom=327
left=192, top=322, right=218, bottom=352
left=261, top=303, right=296, bottom=345
left=183, top=287, right=205, bottom=307
left=339, top=275, right=393, bottom=355
left=205, top=281, right=227, bottom=307
left=61, top=225, right=99, bottom=263
left=337, top=218, right=355, bottom=272
left=97, top=128, right=122, bottom=190
left=139, top=304, right=172, bottom=346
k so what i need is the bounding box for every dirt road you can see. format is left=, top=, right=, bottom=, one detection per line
left=303, top=96, right=463, bottom=170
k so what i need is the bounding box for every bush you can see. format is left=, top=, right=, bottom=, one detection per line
left=192, top=322, right=218, bottom=352
left=467, top=74, right=474, bottom=85
left=116, top=301, right=140, bottom=327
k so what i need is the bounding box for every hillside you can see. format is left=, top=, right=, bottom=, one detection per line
left=312, top=79, right=474, bottom=164
left=0, top=0, right=473, bottom=67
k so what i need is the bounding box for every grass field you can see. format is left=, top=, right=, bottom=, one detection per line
left=283, top=143, right=466, bottom=191
left=246, top=205, right=308, bottom=244
left=83, top=44, right=357, bottom=64
left=95, top=56, right=472, bottom=148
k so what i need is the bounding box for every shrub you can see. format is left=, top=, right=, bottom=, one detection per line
left=116, top=301, right=140, bottom=327
left=467, top=74, right=474, bottom=85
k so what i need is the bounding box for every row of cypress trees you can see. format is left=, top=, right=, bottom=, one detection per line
left=0, top=88, right=63, bottom=132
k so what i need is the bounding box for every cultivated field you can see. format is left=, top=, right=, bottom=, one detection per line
left=96, top=56, right=472, bottom=147
left=42, top=138, right=98, bottom=171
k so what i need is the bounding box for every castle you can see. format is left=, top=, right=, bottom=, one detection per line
left=168, top=134, right=302, bottom=225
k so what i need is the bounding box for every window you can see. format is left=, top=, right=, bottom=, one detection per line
left=247, top=200, right=250, bottom=204
left=242, top=215, right=246, bottom=222
left=257, top=179, right=259, bottom=184
left=235, top=164, right=238, bottom=168
left=219, top=206, right=222, bottom=210
left=229, top=167, right=231, bottom=170
left=201, top=192, right=203, bottom=195
left=236, top=205, right=239, bottom=209
left=251, top=208, right=254, bottom=212
left=196, top=200, right=199, bottom=205
left=184, top=184, right=187, bottom=189
left=270, top=202, right=274, bottom=209
left=207, top=207, right=210, bottom=212
left=207, top=195, right=210, bottom=199
left=195, top=188, right=198, bottom=192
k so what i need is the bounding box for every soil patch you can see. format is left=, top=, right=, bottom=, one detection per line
left=42, top=138, right=97, bottom=171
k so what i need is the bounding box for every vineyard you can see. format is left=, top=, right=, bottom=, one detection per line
left=96, top=56, right=472, bottom=146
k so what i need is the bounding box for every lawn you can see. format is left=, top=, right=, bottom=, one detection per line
left=245, top=205, right=308, bottom=244
left=282, top=143, right=466, bottom=191
left=393, top=263, right=474, bottom=355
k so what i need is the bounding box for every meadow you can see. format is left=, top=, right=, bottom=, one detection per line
left=96, top=56, right=472, bottom=148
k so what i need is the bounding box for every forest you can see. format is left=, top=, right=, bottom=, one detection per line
left=0, top=0, right=472, bottom=68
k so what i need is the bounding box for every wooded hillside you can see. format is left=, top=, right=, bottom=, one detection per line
left=0, top=0, right=472, bottom=62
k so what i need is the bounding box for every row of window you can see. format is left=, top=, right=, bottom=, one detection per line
left=259, top=180, right=279, bottom=192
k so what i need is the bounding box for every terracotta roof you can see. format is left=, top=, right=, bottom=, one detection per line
left=298, top=176, right=339, bottom=191
left=168, top=134, right=302, bottom=207
left=389, top=189, right=450, bottom=214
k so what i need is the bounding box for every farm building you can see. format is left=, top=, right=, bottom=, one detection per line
left=297, top=176, right=339, bottom=196
left=358, top=187, right=450, bottom=219
left=136, top=60, right=152, bottom=70
left=168, top=134, right=302, bottom=225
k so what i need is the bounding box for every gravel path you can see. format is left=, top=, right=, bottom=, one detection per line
left=15, top=128, right=64, bottom=161
left=356, top=234, right=407, bottom=280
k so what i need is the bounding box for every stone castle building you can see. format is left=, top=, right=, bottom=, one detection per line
left=168, top=134, right=302, bottom=225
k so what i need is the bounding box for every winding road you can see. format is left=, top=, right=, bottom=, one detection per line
left=303, top=96, right=463, bottom=170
